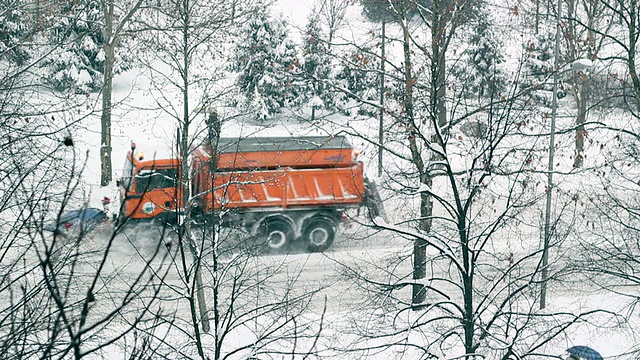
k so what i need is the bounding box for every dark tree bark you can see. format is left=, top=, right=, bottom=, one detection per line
left=100, top=2, right=114, bottom=186
left=378, top=19, right=385, bottom=177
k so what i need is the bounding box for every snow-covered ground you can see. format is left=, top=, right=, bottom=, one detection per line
left=65, top=78, right=634, bottom=358
left=5, top=0, right=640, bottom=359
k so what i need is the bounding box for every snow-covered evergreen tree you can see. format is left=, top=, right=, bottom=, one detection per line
left=0, top=1, right=32, bottom=65
left=302, top=9, right=333, bottom=114
left=334, top=46, right=379, bottom=117
left=525, top=31, right=556, bottom=80
left=39, top=0, right=132, bottom=93
left=279, top=33, right=304, bottom=108
left=523, top=28, right=568, bottom=104
left=453, top=11, right=507, bottom=99
left=233, top=7, right=302, bottom=120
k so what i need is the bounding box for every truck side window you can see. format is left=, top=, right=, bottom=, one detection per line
left=135, top=168, right=177, bottom=194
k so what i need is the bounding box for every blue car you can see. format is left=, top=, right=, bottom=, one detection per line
left=44, top=208, right=109, bottom=238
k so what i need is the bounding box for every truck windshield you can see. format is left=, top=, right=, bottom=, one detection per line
left=135, top=168, right=177, bottom=194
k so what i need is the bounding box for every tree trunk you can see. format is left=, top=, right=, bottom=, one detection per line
left=100, top=3, right=114, bottom=186
left=627, top=1, right=640, bottom=113
left=460, top=224, right=475, bottom=357
left=566, top=0, right=587, bottom=168
left=378, top=19, right=385, bottom=177
left=328, top=30, right=333, bottom=51
left=434, top=53, right=447, bottom=128
left=432, top=2, right=447, bottom=131
left=573, top=77, right=587, bottom=168
left=99, top=0, right=144, bottom=186
left=206, top=110, right=222, bottom=360
left=535, top=0, right=540, bottom=34
left=396, top=2, right=428, bottom=308
left=180, top=5, right=210, bottom=354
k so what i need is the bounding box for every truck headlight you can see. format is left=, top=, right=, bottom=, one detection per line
left=142, top=202, right=155, bottom=214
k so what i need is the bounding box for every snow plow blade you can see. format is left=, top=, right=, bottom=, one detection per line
left=364, top=178, right=387, bottom=223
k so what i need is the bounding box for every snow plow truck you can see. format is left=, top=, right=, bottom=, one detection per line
left=117, top=135, right=385, bottom=252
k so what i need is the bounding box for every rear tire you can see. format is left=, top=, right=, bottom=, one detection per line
left=258, top=220, right=294, bottom=252
left=302, top=219, right=336, bottom=252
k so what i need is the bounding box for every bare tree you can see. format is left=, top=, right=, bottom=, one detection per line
left=99, top=0, right=146, bottom=186
left=0, top=149, right=176, bottom=358
left=0, top=62, right=173, bottom=359
left=561, top=0, right=640, bottom=118
left=389, top=0, right=480, bottom=307
left=318, top=0, right=350, bottom=50
left=1, top=3, right=182, bottom=359
left=569, top=0, right=640, bottom=344
left=575, top=178, right=640, bottom=356
left=136, top=0, right=242, bottom=347
left=299, top=1, right=620, bottom=357
left=130, top=1, right=328, bottom=358
left=335, top=68, right=614, bottom=358
left=563, top=0, right=614, bottom=168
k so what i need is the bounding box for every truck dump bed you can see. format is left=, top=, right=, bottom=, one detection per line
left=192, top=161, right=365, bottom=213
left=198, top=136, right=354, bottom=170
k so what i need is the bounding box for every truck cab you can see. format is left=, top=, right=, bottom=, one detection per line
left=117, top=148, right=181, bottom=223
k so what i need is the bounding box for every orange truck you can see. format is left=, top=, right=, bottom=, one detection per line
left=117, top=135, right=382, bottom=252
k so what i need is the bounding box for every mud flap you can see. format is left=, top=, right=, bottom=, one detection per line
left=364, top=178, right=388, bottom=223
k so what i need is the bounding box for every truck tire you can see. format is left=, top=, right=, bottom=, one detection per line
left=258, top=220, right=293, bottom=252
left=302, top=219, right=336, bottom=252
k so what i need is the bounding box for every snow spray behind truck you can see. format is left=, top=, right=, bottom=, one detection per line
left=117, top=135, right=385, bottom=252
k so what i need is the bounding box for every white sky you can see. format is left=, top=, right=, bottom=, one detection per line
left=275, top=0, right=312, bottom=28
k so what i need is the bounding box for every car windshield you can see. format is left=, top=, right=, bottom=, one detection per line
left=134, top=168, right=177, bottom=194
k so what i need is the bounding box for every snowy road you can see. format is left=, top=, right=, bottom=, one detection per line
left=45, top=223, right=413, bottom=325
left=1, top=221, right=615, bottom=360
left=154, top=224, right=408, bottom=314
left=3, top=224, right=390, bottom=318
left=23, top=221, right=592, bottom=334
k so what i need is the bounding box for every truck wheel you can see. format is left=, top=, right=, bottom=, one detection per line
left=259, top=220, right=293, bottom=252
left=302, top=219, right=336, bottom=252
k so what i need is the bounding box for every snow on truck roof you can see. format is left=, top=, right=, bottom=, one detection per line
left=215, top=136, right=352, bottom=153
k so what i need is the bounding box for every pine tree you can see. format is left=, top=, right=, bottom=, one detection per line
left=234, top=8, right=302, bottom=120
left=359, top=0, right=395, bottom=23
left=40, top=0, right=132, bottom=93
left=0, top=1, right=32, bottom=65
left=302, top=9, right=333, bottom=115
left=525, top=31, right=556, bottom=80
left=334, top=46, right=379, bottom=117
left=523, top=29, right=566, bottom=104
left=278, top=32, right=304, bottom=108
left=360, top=0, right=478, bottom=23
left=453, top=11, right=506, bottom=99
